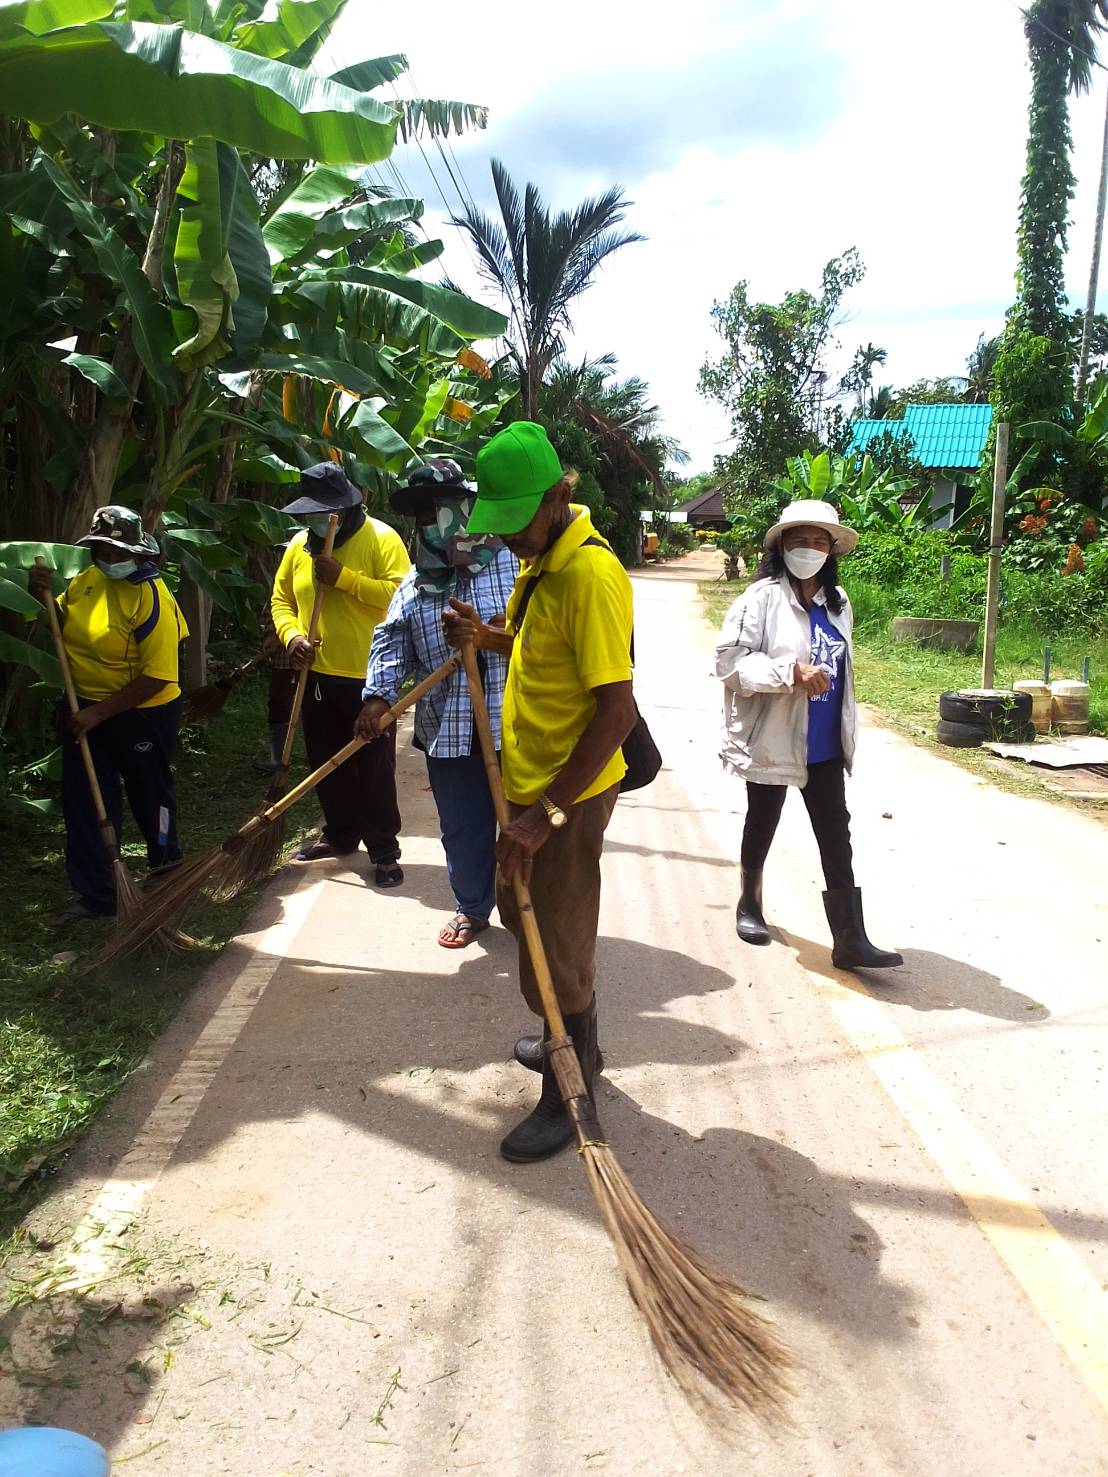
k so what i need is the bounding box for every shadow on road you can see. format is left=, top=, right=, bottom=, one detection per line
left=785, top=933, right=1052, bottom=1022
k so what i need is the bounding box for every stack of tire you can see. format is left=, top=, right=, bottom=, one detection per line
left=936, top=689, right=1035, bottom=748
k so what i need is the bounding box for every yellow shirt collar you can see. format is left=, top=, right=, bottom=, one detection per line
left=523, top=505, right=597, bottom=576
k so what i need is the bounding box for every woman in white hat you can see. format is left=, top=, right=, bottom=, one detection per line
left=715, top=500, right=902, bottom=970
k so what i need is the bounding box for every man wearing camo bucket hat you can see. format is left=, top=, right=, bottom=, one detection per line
left=357, top=459, right=518, bottom=947
left=28, top=505, right=189, bottom=924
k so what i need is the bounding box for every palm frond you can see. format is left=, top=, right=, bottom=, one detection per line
left=396, top=99, right=489, bottom=143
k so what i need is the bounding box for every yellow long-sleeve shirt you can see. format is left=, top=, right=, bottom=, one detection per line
left=271, top=517, right=410, bottom=679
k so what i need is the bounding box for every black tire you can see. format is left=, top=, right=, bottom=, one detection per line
left=936, top=719, right=986, bottom=748
left=939, top=689, right=1033, bottom=726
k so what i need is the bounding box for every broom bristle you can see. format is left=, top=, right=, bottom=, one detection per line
left=207, top=817, right=287, bottom=901
left=94, top=846, right=227, bottom=970
left=579, top=1143, right=793, bottom=1425
left=111, top=860, right=143, bottom=917
left=181, top=683, right=231, bottom=724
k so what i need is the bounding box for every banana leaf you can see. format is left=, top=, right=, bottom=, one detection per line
left=0, top=0, right=112, bottom=35
left=36, top=153, right=176, bottom=389
left=0, top=630, right=62, bottom=686
left=0, top=21, right=400, bottom=164
left=0, top=540, right=90, bottom=577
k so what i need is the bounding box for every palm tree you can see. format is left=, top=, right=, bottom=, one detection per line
left=452, top=160, right=643, bottom=419
left=1011, top=1, right=1108, bottom=342
left=543, top=354, right=687, bottom=495
left=965, top=334, right=1001, bottom=403
left=841, top=342, right=887, bottom=416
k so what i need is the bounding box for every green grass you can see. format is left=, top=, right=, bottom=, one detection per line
left=0, top=674, right=314, bottom=1240
left=700, top=579, right=1108, bottom=737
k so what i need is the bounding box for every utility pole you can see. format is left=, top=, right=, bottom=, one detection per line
left=982, top=422, right=1009, bottom=689
left=1077, top=81, right=1108, bottom=403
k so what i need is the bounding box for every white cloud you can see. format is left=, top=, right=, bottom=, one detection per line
left=325, top=0, right=1108, bottom=470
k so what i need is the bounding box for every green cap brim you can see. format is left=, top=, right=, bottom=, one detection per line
left=465, top=490, right=544, bottom=537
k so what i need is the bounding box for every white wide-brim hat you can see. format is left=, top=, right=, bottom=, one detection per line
left=764, top=499, right=858, bottom=556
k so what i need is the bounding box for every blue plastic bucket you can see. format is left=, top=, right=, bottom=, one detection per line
left=0, top=1428, right=110, bottom=1476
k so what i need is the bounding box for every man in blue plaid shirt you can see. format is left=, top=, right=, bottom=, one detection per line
left=357, top=460, right=518, bottom=948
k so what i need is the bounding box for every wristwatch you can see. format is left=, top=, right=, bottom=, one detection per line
left=538, top=793, right=567, bottom=828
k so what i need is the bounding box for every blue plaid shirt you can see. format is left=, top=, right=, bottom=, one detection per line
left=362, top=545, right=519, bottom=758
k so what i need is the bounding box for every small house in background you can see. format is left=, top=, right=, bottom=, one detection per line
left=849, top=403, right=993, bottom=528
left=670, top=484, right=730, bottom=533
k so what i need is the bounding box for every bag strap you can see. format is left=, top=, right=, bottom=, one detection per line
left=582, top=535, right=635, bottom=665
left=511, top=568, right=547, bottom=634
left=512, top=535, right=635, bottom=663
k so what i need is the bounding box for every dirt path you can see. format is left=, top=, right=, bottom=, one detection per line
left=4, top=554, right=1107, bottom=1475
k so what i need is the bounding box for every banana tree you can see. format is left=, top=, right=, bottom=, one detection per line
left=0, top=0, right=507, bottom=716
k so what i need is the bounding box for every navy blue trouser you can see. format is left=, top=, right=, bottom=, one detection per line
left=61, top=698, right=182, bottom=914
left=425, top=750, right=498, bottom=923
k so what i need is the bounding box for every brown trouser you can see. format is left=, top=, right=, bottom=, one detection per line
left=496, top=783, right=620, bottom=1017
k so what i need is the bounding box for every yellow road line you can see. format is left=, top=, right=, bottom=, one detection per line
left=798, top=945, right=1108, bottom=1420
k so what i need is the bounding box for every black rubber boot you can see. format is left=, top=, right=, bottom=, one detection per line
left=823, top=887, right=903, bottom=970
left=735, top=869, right=771, bottom=946
left=254, top=723, right=287, bottom=775
left=514, top=1032, right=605, bottom=1075
left=500, top=998, right=598, bottom=1164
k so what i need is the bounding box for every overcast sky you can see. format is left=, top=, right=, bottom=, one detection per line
left=322, top=0, right=1108, bottom=474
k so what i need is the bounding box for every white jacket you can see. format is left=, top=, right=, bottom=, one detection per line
left=715, top=574, right=857, bottom=786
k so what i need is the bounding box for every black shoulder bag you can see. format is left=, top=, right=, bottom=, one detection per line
left=510, top=540, right=662, bottom=794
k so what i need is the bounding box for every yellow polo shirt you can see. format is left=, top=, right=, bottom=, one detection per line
left=501, top=506, right=633, bottom=806
left=271, top=516, right=410, bottom=679
left=57, top=567, right=188, bottom=707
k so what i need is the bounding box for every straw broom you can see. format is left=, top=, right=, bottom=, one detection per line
left=460, top=644, right=791, bottom=1424
left=218, top=512, right=340, bottom=896
left=94, top=653, right=462, bottom=970
left=181, top=652, right=265, bottom=724
left=36, top=558, right=187, bottom=950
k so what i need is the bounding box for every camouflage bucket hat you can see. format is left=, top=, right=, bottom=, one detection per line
left=76, top=505, right=160, bottom=558
left=389, top=457, right=473, bottom=515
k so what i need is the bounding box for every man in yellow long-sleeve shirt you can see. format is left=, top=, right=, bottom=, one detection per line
left=272, top=464, right=410, bottom=884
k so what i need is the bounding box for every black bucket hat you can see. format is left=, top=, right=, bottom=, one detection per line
left=282, top=463, right=363, bottom=517
left=389, top=457, right=473, bottom=516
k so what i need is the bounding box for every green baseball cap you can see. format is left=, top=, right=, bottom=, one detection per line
left=467, top=422, right=564, bottom=535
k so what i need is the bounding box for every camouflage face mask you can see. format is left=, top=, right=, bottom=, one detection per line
left=414, top=496, right=500, bottom=594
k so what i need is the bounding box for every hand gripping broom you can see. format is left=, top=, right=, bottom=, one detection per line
left=461, top=643, right=791, bottom=1424
left=36, top=559, right=188, bottom=949
left=94, top=653, right=462, bottom=970
left=216, top=512, right=340, bottom=897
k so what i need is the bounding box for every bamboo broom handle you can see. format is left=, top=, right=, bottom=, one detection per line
left=461, top=643, right=569, bottom=1043
left=230, top=653, right=462, bottom=843
left=35, top=558, right=119, bottom=850
left=279, top=511, right=338, bottom=768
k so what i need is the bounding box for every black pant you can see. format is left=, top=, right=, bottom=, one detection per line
left=61, top=698, right=182, bottom=914
left=267, top=665, right=299, bottom=727
left=740, top=757, right=855, bottom=891
left=301, top=673, right=401, bottom=863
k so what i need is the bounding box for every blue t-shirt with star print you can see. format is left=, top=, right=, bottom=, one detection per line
left=806, top=604, right=847, bottom=764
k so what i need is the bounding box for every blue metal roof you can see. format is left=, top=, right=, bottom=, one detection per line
left=848, top=403, right=993, bottom=469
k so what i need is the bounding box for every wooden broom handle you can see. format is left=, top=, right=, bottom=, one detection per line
left=236, top=653, right=462, bottom=835
left=461, top=643, right=569, bottom=1042
left=35, top=557, right=116, bottom=838
left=279, top=511, right=339, bottom=767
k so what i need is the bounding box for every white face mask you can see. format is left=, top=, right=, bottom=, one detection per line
left=95, top=557, right=138, bottom=581
left=783, top=546, right=828, bottom=580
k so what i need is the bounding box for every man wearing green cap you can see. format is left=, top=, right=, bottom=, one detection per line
left=444, top=421, right=637, bottom=1164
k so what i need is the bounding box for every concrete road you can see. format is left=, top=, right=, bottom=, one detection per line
left=4, top=553, right=1107, bottom=1476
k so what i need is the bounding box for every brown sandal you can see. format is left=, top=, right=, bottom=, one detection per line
left=438, top=914, right=488, bottom=949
